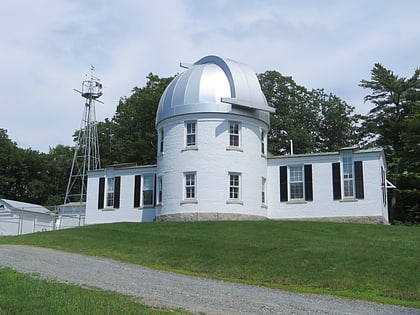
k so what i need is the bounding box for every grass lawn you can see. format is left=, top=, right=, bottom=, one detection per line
left=0, top=267, right=187, bottom=315
left=0, top=221, right=419, bottom=308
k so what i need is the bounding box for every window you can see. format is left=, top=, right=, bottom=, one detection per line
left=143, top=175, right=154, bottom=206
left=343, top=155, right=354, bottom=197
left=185, top=121, right=196, bottom=147
left=159, top=128, right=164, bottom=154
left=98, top=176, right=120, bottom=209
left=184, top=172, right=196, bottom=199
left=229, top=122, right=240, bottom=147
left=134, top=175, right=155, bottom=208
left=280, top=165, right=313, bottom=202
left=106, top=177, right=115, bottom=207
left=261, top=177, right=266, bottom=205
left=158, top=176, right=163, bottom=205
left=229, top=173, right=241, bottom=200
left=261, top=129, right=266, bottom=155
left=332, top=158, right=364, bottom=200
left=289, top=166, right=304, bottom=200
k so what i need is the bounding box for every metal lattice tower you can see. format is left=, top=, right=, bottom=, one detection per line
left=64, top=66, right=102, bottom=205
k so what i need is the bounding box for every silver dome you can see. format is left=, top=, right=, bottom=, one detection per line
left=156, top=55, right=274, bottom=126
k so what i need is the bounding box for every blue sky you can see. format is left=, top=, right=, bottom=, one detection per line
left=1, top=0, right=419, bottom=152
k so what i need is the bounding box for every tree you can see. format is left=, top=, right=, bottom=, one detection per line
left=313, top=89, right=360, bottom=152
left=360, top=63, right=420, bottom=223
left=44, top=145, right=74, bottom=206
left=0, top=128, right=74, bottom=206
left=258, top=71, right=359, bottom=155
left=259, top=71, right=317, bottom=155
left=105, top=73, right=173, bottom=165
left=0, top=129, right=18, bottom=199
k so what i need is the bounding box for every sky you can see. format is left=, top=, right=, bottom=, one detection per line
left=1, top=0, right=419, bottom=153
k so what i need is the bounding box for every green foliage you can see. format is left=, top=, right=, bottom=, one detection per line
left=0, top=128, right=73, bottom=206
left=2, top=221, right=419, bottom=308
left=360, top=64, right=420, bottom=223
left=0, top=268, right=184, bottom=315
left=258, top=71, right=359, bottom=155
left=100, top=73, right=173, bottom=166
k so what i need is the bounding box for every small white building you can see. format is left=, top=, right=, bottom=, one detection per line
left=85, top=55, right=389, bottom=225
left=0, top=199, right=55, bottom=235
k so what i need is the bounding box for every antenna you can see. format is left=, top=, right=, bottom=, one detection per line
left=64, top=67, right=102, bottom=207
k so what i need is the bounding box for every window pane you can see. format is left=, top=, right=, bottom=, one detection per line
left=230, top=135, right=239, bottom=146
left=229, top=122, right=240, bottom=147
left=289, top=166, right=304, bottom=200
left=290, top=183, right=304, bottom=199
left=290, top=166, right=303, bottom=182
left=185, top=173, right=196, bottom=199
left=159, top=128, right=164, bottom=153
left=187, top=134, right=195, bottom=146
left=106, top=178, right=115, bottom=207
left=262, top=177, right=266, bottom=204
left=229, top=174, right=240, bottom=199
left=342, top=155, right=354, bottom=197
left=143, top=175, right=154, bottom=206
left=261, top=130, right=265, bottom=154
left=344, top=180, right=354, bottom=197
left=158, top=176, right=163, bottom=203
left=186, top=122, right=196, bottom=146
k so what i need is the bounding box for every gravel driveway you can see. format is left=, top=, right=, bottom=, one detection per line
left=0, top=245, right=418, bottom=315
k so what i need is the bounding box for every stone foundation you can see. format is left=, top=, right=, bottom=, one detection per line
left=156, top=212, right=268, bottom=222
left=156, top=213, right=387, bottom=224
left=278, top=216, right=388, bottom=225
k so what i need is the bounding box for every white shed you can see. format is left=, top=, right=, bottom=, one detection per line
left=0, top=199, right=55, bottom=235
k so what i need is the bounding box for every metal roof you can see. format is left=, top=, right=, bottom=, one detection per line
left=0, top=199, right=51, bottom=214
left=156, top=55, right=274, bottom=126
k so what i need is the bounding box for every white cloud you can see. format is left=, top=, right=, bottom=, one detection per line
left=0, top=0, right=419, bottom=152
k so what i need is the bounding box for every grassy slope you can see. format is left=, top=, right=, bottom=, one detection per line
left=0, top=268, right=187, bottom=315
left=0, top=221, right=419, bottom=308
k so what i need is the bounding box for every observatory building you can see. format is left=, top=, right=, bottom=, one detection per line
left=85, top=55, right=390, bottom=224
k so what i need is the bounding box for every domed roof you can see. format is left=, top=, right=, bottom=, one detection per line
left=156, top=55, right=274, bottom=126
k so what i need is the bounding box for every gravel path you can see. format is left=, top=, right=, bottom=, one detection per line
left=0, top=245, right=418, bottom=315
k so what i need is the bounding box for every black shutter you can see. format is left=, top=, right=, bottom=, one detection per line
left=354, top=161, right=364, bottom=199
left=98, top=177, right=105, bottom=209
left=114, top=176, right=121, bottom=209
left=304, top=164, right=313, bottom=201
left=280, top=166, right=288, bottom=202
left=332, top=163, right=341, bottom=200
left=134, top=175, right=141, bottom=208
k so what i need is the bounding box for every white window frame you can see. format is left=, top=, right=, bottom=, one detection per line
left=289, top=165, right=304, bottom=200
left=228, top=121, right=241, bottom=148
left=261, top=177, right=267, bottom=206
left=142, top=174, right=155, bottom=207
left=106, top=177, right=115, bottom=208
left=228, top=173, right=241, bottom=201
left=261, top=129, right=266, bottom=155
left=159, top=128, right=164, bottom=154
left=157, top=175, right=163, bottom=205
left=342, top=155, right=354, bottom=198
left=184, top=172, right=196, bottom=200
left=185, top=121, right=197, bottom=148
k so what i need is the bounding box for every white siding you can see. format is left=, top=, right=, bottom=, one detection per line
left=157, top=113, right=269, bottom=218
left=267, top=150, right=388, bottom=223
left=85, top=166, right=157, bottom=224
